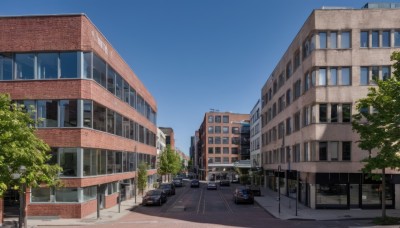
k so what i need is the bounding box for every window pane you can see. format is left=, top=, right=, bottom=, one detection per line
left=83, top=149, right=96, bottom=176
left=342, top=142, right=351, bottom=161
left=60, top=100, right=77, bottom=127
left=123, top=117, right=130, bottom=138
left=341, top=68, right=351, bottom=85
left=330, top=68, right=337, bottom=85
left=0, top=53, right=13, bottom=80
left=208, top=115, right=213, bottom=123
left=342, top=104, right=351, bottom=122
left=60, top=148, right=77, bottom=177
left=319, top=68, right=326, bottom=86
left=55, top=188, right=78, bottom=202
left=93, top=54, right=106, bottom=87
left=107, top=67, right=116, bottom=94
left=37, top=100, right=58, bottom=127
left=107, top=109, right=115, bottom=134
left=107, top=151, right=115, bottom=174
left=83, top=186, right=97, bottom=201
left=31, top=188, right=51, bottom=202
left=15, top=53, right=35, bottom=80
left=330, top=32, right=337, bottom=48
left=60, top=52, right=78, bottom=78
left=331, top=104, right=338, bottom=123
left=116, top=74, right=123, bottom=99
left=223, top=126, right=229, bottom=134
left=395, top=31, right=400, bottom=47
left=382, top=31, right=390, bottom=47
left=37, top=53, right=58, bottom=79
left=371, top=66, right=379, bottom=82
left=223, top=115, right=229, bottom=123
left=83, top=52, right=92, bottom=79
left=319, top=142, right=327, bottom=161
left=341, top=32, right=350, bottom=48
left=98, top=149, right=107, bottom=174
left=93, top=102, right=106, bottom=131
left=360, top=31, right=369, bottom=47
left=129, top=87, right=136, bottom=109
left=115, top=113, right=122, bottom=136
left=123, top=80, right=129, bottom=103
left=360, top=67, right=369, bottom=85
left=319, top=32, right=327, bottom=48
left=329, top=142, right=338, bottom=161
left=382, top=66, right=390, bottom=81
left=319, top=104, right=327, bottom=122
left=83, top=100, right=92, bottom=128
left=371, top=31, right=379, bottom=48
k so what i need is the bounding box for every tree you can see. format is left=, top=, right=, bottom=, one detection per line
left=352, top=52, right=400, bottom=219
left=157, top=145, right=181, bottom=182
left=0, top=93, right=61, bottom=196
left=137, top=162, right=148, bottom=195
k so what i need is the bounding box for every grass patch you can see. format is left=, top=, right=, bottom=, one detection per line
left=373, top=216, right=400, bottom=225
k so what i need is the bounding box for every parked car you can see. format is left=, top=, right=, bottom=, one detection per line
left=158, top=183, right=176, bottom=196
left=220, top=179, right=230, bottom=186
left=173, top=178, right=183, bottom=187
left=233, top=187, right=254, bottom=204
left=142, top=189, right=167, bottom=206
left=190, top=179, right=200, bottom=188
left=207, top=181, right=217, bottom=190
left=248, top=185, right=261, bottom=196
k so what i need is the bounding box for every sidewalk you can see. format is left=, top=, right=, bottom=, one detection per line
left=2, top=196, right=142, bottom=228
left=254, top=186, right=400, bottom=221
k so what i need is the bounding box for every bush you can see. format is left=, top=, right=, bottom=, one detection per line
left=373, top=217, right=400, bottom=225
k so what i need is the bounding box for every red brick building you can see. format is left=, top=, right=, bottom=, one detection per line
left=0, top=14, right=157, bottom=219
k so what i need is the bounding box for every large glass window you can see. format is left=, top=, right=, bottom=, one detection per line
left=331, top=104, right=338, bottom=123
left=31, top=188, right=51, bottom=202
left=98, top=149, right=107, bottom=174
left=382, top=66, right=390, bottom=81
left=371, top=31, right=379, bottom=48
left=330, top=32, right=337, bottom=48
left=115, top=151, right=122, bottom=173
left=360, top=67, right=369, bottom=85
left=107, top=67, right=116, bottom=94
left=360, top=31, right=369, bottom=47
left=395, top=31, right=400, bottom=47
left=223, top=115, right=229, bottom=123
left=37, top=100, right=58, bottom=127
left=59, top=100, right=77, bottom=127
left=222, top=126, right=229, bottom=134
left=342, top=142, right=351, bottom=161
left=83, top=186, right=97, bottom=201
left=116, top=74, right=123, bottom=99
left=83, top=100, right=92, bottom=128
left=382, top=30, right=390, bottom=48
left=319, top=32, right=327, bottom=49
left=83, top=52, right=92, bottom=79
left=60, top=52, right=78, bottom=78
left=129, top=86, right=136, bottom=109
left=107, top=109, right=115, bottom=134
left=316, top=184, right=347, bottom=207
left=330, top=68, right=337, bottom=85
left=342, top=104, right=351, bottom=123
left=15, top=53, right=35, bottom=80
left=341, top=31, right=351, bottom=48
left=55, top=188, right=78, bottom=202
left=60, top=148, right=77, bottom=177
left=93, top=103, right=106, bottom=131
left=341, top=67, right=351, bottom=85
left=319, top=68, right=326, bottom=86
left=115, top=113, right=122, bottom=136
left=37, top=53, right=58, bottom=79
left=0, top=53, right=13, bottom=80
left=107, top=151, right=115, bottom=174
left=319, top=104, right=327, bottom=122
left=93, top=54, right=106, bottom=87
left=123, top=80, right=129, bottom=103
left=83, top=149, right=97, bottom=176
left=319, top=142, right=327, bottom=161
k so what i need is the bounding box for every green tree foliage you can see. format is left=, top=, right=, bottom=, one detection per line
left=137, top=161, right=148, bottom=195
left=157, top=145, right=181, bottom=181
left=0, top=94, right=61, bottom=196
left=352, top=52, right=400, bottom=218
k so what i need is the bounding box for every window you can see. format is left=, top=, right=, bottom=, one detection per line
left=215, top=115, right=221, bottom=123
left=304, top=72, right=310, bottom=92
left=208, top=158, right=214, bottom=163
left=331, top=104, right=338, bottom=123
left=107, top=151, right=115, bottom=174
left=342, top=142, right=351, bottom=161
left=286, top=117, right=291, bottom=135
left=107, top=109, right=115, bottom=134
left=83, top=149, right=97, bottom=176
left=293, top=144, right=300, bottom=162
left=215, top=147, right=221, bottom=154
left=123, top=80, right=129, bottom=104
left=208, top=147, right=214, bottom=154
left=93, top=102, right=106, bottom=131
left=215, top=126, right=221, bottom=133
left=215, top=157, right=221, bottom=163
left=273, top=81, right=277, bottom=94
left=286, top=61, right=292, bottom=79
left=294, top=112, right=300, bottom=131
left=83, top=186, right=97, bottom=201
left=222, top=126, right=229, bottom=134
left=329, top=142, right=339, bottom=161
left=318, top=68, right=326, bottom=86
left=223, top=157, right=229, bottom=164
left=360, top=67, right=369, bottom=85
left=129, top=87, right=136, bottom=109
left=319, top=104, right=327, bottom=123
left=272, top=103, right=276, bottom=117
left=371, top=31, right=379, bottom=48
left=115, top=74, right=123, bottom=100
left=31, top=188, right=51, bottom=202
left=232, top=127, right=239, bottom=134
left=92, top=54, right=107, bottom=87
left=360, top=31, right=369, bottom=47
left=115, top=113, right=122, bottom=136
left=330, top=68, right=337, bottom=85
left=342, top=104, right=351, bottom=123
left=107, top=67, right=116, bottom=94
left=37, top=100, right=58, bottom=127
left=0, top=53, right=13, bottom=80
left=382, top=66, right=390, bottom=81
left=278, top=73, right=285, bottom=88
left=60, top=100, right=77, bottom=127
left=341, top=67, right=351, bottom=85
left=215, top=137, right=221, bottom=144
left=330, top=32, right=337, bottom=48
left=319, top=142, right=327, bottom=161
left=341, top=31, right=351, bottom=48
left=303, top=106, right=311, bottom=126
left=382, top=30, right=390, bottom=47
left=278, top=122, right=284, bottom=139
left=123, top=117, right=130, bottom=138
left=231, top=137, right=240, bottom=145
left=319, top=32, right=327, bottom=49
left=294, top=50, right=301, bottom=70
left=294, top=79, right=301, bottom=99
left=208, top=126, right=214, bottom=133
left=83, top=100, right=92, bottom=128
left=223, top=147, right=229, bottom=154
left=60, top=52, right=78, bottom=78
left=60, top=148, right=78, bottom=177
left=286, top=89, right=291, bottom=106
left=231, top=148, right=238, bottom=154
left=37, top=53, right=58, bottom=79
left=15, top=53, right=35, bottom=80
left=55, top=188, right=78, bottom=202
left=304, top=142, right=309, bottom=162
left=278, top=95, right=285, bottom=113
left=371, top=66, right=379, bottom=82
left=208, top=115, right=214, bottom=123
left=222, top=137, right=229, bottom=144
left=395, top=30, right=400, bottom=47
left=208, top=137, right=213, bottom=144
left=223, top=115, right=229, bottom=123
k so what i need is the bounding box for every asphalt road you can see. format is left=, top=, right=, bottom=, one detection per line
left=91, top=181, right=374, bottom=228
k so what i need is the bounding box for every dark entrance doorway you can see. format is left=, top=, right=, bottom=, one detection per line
left=3, top=189, right=19, bottom=217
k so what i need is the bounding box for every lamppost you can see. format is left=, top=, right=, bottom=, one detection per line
left=11, top=165, right=27, bottom=228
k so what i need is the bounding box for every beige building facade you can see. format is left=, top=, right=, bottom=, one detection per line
left=261, top=5, right=400, bottom=209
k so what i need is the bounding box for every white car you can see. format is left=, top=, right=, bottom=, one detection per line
left=207, top=181, right=217, bottom=190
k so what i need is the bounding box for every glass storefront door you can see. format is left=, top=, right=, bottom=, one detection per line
left=349, top=184, right=360, bottom=208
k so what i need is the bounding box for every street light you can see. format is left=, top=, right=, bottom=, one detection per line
left=11, top=165, right=27, bottom=228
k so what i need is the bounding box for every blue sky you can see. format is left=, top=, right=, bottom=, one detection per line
left=1, top=0, right=396, bottom=155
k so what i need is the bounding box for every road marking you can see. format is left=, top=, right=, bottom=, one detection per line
left=165, top=187, right=191, bottom=212
left=196, top=188, right=203, bottom=214
left=218, top=189, right=233, bottom=214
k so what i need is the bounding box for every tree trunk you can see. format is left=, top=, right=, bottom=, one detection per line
left=382, top=168, right=386, bottom=218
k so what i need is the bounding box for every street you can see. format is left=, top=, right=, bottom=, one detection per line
left=87, top=181, right=374, bottom=228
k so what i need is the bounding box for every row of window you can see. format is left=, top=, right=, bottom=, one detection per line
left=16, top=99, right=156, bottom=147
left=208, top=157, right=238, bottom=164
left=0, top=52, right=156, bottom=124
left=208, top=136, right=239, bottom=145
left=49, top=148, right=156, bottom=178
left=208, top=147, right=239, bottom=154
left=263, top=103, right=352, bottom=146
left=207, top=114, right=230, bottom=123
left=207, top=126, right=240, bottom=134
left=360, top=30, right=400, bottom=48
left=250, top=137, right=261, bottom=152
left=263, top=141, right=352, bottom=164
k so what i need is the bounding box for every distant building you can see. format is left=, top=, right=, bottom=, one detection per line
left=159, top=127, right=175, bottom=149
left=261, top=4, right=400, bottom=210
left=196, top=111, right=250, bottom=181
left=250, top=99, right=262, bottom=168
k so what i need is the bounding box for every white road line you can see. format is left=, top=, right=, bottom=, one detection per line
left=196, top=188, right=203, bottom=214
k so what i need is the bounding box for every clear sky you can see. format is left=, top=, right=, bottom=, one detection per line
left=1, top=0, right=397, bottom=155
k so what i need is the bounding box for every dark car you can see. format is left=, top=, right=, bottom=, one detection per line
left=220, top=179, right=230, bottom=186
left=173, top=178, right=183, bottom=187
left=142, top=189, right=167, bottom=206
left=159, top=183, right=176, bottom=196
left=207, top=181, right=217, bottom=190
left=233, top=187, right=254, bottom=204
left=190, top=179, right=200, bottom=188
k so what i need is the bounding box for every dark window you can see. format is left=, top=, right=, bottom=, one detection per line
left=294, top=50, right=300, bottom=70
left=208, top=137, right=213, bottom=144
left=286, top=61, right=292, bottom=79
left=371, top=31, right=379, bottom=48
left=319, top=32, right=327, bottom=48
left=342, top=142, right=351, bottom=161
left=319, top=142, right=327, bottom=161
left=107, top=67, right=116, bottom=94
left=116, top=74, right=123, bottom=99
left=93, top=102, right=106, bottom=131
left=83, top=100, right=92, bottom=128
left=123, top=80, right=129, bottom=103
left=395, top=31, right=400, bottom=47
left=123, top=117, right=130, bottom=138
left=342, top=104, right=351, bottom=123
left=60, top=148, right=77, bottom=177
left=360, top=31, right=369, bottom=47
left=382, top=66, right=390, bottom=81
left=222, top=115, right=229, bottom=123
left=37, top=100, right=58, bottom=127
left=60, top=100, right=78, bottom=127
left=215, top=116, right=221, bottom=123
left=294, top=112, right=300, bottom=131
left=107, top=151, right=115, bottom=174
left=215, top=126, right=221, bottom=134
left=107, top=109, right=115, bottom=134
left=208, top=147, right=214, bottom=154
left=319, top=104, right=327, bottom=122
left=215, top=147, right=221, bottom=154
left=331, top=104, right=338, bottom=123
left=223, top=147, right=229, bottom=154
left=115, top=113, right=123, bottom=136
left=15, top=53, right=35, bottom=80
left=286, top=89, right=291, bottom=106
left=129, top=87, right=136, bottom=109
left=382, top=30, right=390, bottom=47
left=215, top=137, right=221, bottom=144
left=83, top=52, right=92, bottom=79
left=60, top=52, right=78, bottom=78
left=93, top=54, right=107, bottom=87
left=0, top=53, right=13, bottom=80
left=232, top=127, right=239, bottom=134
left=231, top=148, right=238, bottom=154
left=37, top=53, right=58, bottom=79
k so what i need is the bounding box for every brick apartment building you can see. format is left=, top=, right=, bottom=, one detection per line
left=261, top=3, right=400, bottom=210
left=0, top=14, right=157, bottom=218
left=196, top=111, right=250, bottom=181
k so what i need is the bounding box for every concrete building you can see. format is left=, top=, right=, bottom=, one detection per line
left=196, top=111, right=250, bottom=181
left=0, top=14, right=157, bottom=218
left=250, top=99, right=262, bottom=168
left=261, top=3, right=400, bottom=210
left=159, top=127, right=175, bottom=149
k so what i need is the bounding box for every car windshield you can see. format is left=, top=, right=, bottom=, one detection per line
left=147, top=190, right=161, bottom=196
left=160, top=184, right=171, bottom=189
left=241, top=189, right=251, bottom=194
